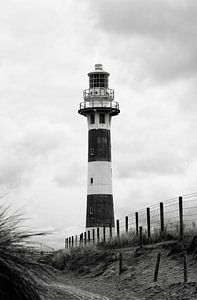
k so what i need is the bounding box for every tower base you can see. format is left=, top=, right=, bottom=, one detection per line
left=86, top=194, right=114, bottom=228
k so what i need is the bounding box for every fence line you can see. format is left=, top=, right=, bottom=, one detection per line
left=65, top=193, right=197, bottom=248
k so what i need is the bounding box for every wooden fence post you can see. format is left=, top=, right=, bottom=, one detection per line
left=103, top=226, right=106, bottom=242
left=139, top=226, right=143, bottom=249
left=80, top=233, right=83, bottom=246
left=147, top=207, right=151, bottom=239
left=119, top=252, right=123, bottom=275
left=68, top=237, right=71, bottom=248
left=109, top=223, right=112, bottom=239
left=65, top=238, right=68, bottom=249
left=116, top=220, right=120, bottom=237
left=125, top=216, right=128, bottom=233
left=179, top=196, right=183, bottom=240
left=183, top=250, right=187, bottom=283
left=154, top=252, right=161, bottom=282
left=135, top=212, right=139, bottom=236
left=75, top=235, right=78, bottom=247
left=92, top=229, right=95, bottom=244
left=71, top=236, right=74, bottom=247
left=160, top=202, right=164, bottom=237
left=84, top=232, right=87, bottom=245
left=97, top=227, right=100, bottom=243
left=88, top=230, right=90, bottom=244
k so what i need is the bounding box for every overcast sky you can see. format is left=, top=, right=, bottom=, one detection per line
left=1, top=0, right=197, bottom=249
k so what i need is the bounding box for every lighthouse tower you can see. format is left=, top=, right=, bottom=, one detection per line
left=78, top=64, right=120, bottom=233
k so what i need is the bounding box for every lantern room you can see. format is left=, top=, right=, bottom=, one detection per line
left=88, top=64, right=109, bottom=88
left=78, top=64, right=120, bottom=117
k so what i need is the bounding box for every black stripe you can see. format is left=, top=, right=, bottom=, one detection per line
left=88, top=129, right=111, bottom=162
left=86, top=194, right=114, bottom=227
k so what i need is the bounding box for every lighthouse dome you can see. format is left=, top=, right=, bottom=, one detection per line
left=88, top=64, right=109, bottom=76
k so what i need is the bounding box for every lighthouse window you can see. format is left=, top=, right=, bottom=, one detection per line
left=99, top=114, right=105, bottom=124
left=89, top=74, right=108, bottom=88
left=90, top=177, right=93, bottom=184
left=90, top=114, right=95, bottom=124
left=89, top=208, right=93, bottom=215
left=90, top=148, right=94, bottom=155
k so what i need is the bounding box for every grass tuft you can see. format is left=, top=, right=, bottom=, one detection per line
left=98, top=228, right=180, bottom=250
left=0, top=204, right=49, bottom=299
left=48, top=245, right=117, bottom=274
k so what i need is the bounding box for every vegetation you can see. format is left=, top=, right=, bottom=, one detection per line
left=49, top=225, right=197, bottom=273
left=47, top=245, right=118, bottom=274
left=0, top=204, right=48, bottom=300
left=98, top=228, right=180, bottom=250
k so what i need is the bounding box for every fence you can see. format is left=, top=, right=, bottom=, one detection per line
left=65, top=192, right=197, bottom=248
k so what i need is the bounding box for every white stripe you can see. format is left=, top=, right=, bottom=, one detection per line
left=87, top=161, right=112, bottom=195
left=87, top=112, right=111, bottom=130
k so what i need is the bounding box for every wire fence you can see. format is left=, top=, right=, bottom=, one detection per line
left=65, top=192, right=197, bottom=248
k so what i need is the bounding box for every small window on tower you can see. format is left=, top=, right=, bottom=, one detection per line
left=89, top=208, right=93, bottom=215
left=90, top=148, right=94, bottom=155
left=90, top=177, right=93, bottom=184
left=99, top=114, right=105, bottom=124
left=90, top=114, right=95, bottom=124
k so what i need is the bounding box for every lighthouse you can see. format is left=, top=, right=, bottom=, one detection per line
left=78, top=64, right=120, bottom=234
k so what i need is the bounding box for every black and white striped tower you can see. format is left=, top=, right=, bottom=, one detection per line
left=78, top=64, right=120, bottom=233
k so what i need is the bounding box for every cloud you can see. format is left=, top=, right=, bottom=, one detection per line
left=0, top=118, right=74, bottom=189
left=177, top=79, right=197, bottom=115
left=89, top=0, right=196, bottom=40
left=87, top=0, right=197, bottom=83
left=54, top=161, right=85, bottom=187
left=111, top=81, right=197, bottom=181
left=1, top=0, right=197, bottom=249
left=0, top=152, right=30, bottom=188
left=15, top=121, right=72, bottom=157
left=116, top=151, right=185, bottom=179
left=113, top=126, right=187, bottom=179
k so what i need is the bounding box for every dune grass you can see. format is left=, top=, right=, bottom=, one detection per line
left=98, top=228, right=180, bottom=250
left=49, top=225, right=196, bottom=272
left=0, top=204, right=48, bottom=300
left=46, top=245, right=118, bottom=274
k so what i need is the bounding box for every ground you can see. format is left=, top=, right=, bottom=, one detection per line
left=37, top=241, right=197, bottom=299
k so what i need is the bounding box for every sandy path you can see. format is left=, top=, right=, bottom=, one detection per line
left=42, top=282, right=110, bottom=300
left=40, top=279, right=142, bottom=300
left=53, top=283, right=109, bottom=299
left=38, top=242, right=197, bottom=299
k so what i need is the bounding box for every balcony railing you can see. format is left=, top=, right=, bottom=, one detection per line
left=79, top=100, right=119, bottom=110
left=83, top=88, right=114, bottom=100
